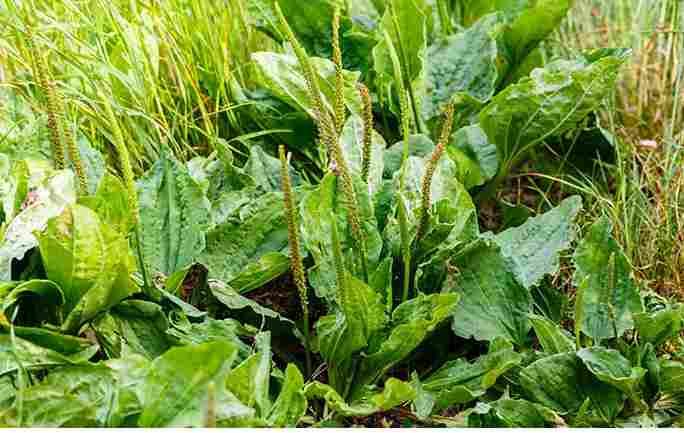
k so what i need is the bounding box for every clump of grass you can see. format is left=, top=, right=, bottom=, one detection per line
left=553, top=0, right=684, bottom=296
left=2, top=0, right=262, bottom=173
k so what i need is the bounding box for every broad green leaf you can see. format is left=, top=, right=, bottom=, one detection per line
left=91, top=300, right=171, bottom=359
left=0, top=354, right=151, bottom=427
left=208, top=280, right=296, bottom=331
left=0, top=170, right=76, bottom=281
left=243, top=145, right=301, bottom=193
left=267, top=363, right=307, bottom=427
left=383, top=134, right=434, bottom=179
left=577, top=347, right=646, bottom=396
left=199, top=192, right=290, bottom=287
left=373, top=0, right=432, bottom=85
left=465, top=398, right=565, bottom=427
left=520, top=352, right=624, bottom=422
left=305, top=377, right=415, bottom=417
left=300, top=174, right=382, bottom=300
left=0, top=333, right=96, bottom=377
left=573, top=217, right=642, bottom=340
left=68, top=136, right=105, bottom=195
left=139, top=341, right=252, bottom=427
left=186, top=143, right=254, bottom=204
left=458, top=0, right=530, bottom=26
left=316, top=274, right=387, bottom=392
left=417, top=338, right=522, bottom=416
left=501, top=0, right=573, bottom=81
left=0, top=325, right=96, bottom=356
left=229, top=252, right=291, bottom=294
left=79, top=174, right=132, bottom=234
left=37, top=204, right=138, bottom=333
left=447, top=239, right=531, bottom=344
left=659, top=360, right=684, bottom=395
left=353, top=293, right=459, bottom=396
left=421, top=13, right=501, bottom=121
left=166, top=314, right=250, bottom=357
left=247, top=0, right=374, bottom=73
left=1, top=279, right=64, bottom=326
left=386, top=154, right=476, bottom=275
left=528, top=313, right=575, bottom=354
left=0, top=384, right=99, bottom=427
left=447, top=124, right=498, bottom=189
left=339, top=115, right=387, bottom=196
left=225, top=332, right=272, bottom=416
left=480, top=51, right=629, bottom=171
left=137, top=151, right=211, bottom=276
left=252, top=52, right=361, bottom=117
left=492, top=196, right=582, bottom=289
left=634, top=305, right=683, bottom=347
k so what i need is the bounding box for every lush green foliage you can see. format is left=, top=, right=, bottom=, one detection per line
left=0, top=0, right=682, bottom=428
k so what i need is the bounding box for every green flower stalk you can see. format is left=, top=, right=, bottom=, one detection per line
left=27, top=27, right=65, bottom=170
left=56, top=83, right=88, bottom=194
left=358, top=83, right=373, bottom=184
left=101, top=96, right=138, bottom=225
left=332, top=141, right=369, bottom=282
left=279, top=145, right=312, bottom=376
left=332, top=4, right=346, bottom=134
left=415, top=101, right=455, bottom=241
left=384, top=28, right=413, bottom=302
left=275, top=1, right=368, bottom=282
left=274, top=1, right=337, bottom=161
left=101, top=93, right=150, bottom=294
left=330, top=214, right=347, bottom=303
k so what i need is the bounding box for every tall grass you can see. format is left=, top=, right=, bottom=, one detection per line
left=553, top=0, right=684, bottom=295
left=0, top=0, right=265, bottom=173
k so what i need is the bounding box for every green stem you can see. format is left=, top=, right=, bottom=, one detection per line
left=436, top=0, right=452, bottom=36
left=134, top=226, right=152, bottom=295
left=398, top=192, right=411, bottom=304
